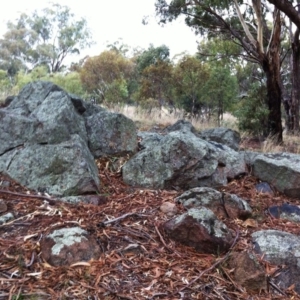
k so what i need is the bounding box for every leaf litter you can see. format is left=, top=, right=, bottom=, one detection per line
left=0, top=156, right=299, bottom=299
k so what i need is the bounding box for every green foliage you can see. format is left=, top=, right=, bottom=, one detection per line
left=106, top=39, right=130, bottom=57
left=197, top=37, right=242, bottom=68
left=203, top=66, right=238, bottom=123
left=11, top=67, right=87, bottom=99
left=0, top=3, right=93, bottom=74
left=0, top=70, right=12, bottom=102
left=172, top=54, right=238, bottom=123
left=137, top=60, right=173, bottom=107
left=233, top=62, right=269, bottom=136
left=80, top=50, right=134, bottom=104
left=50, top=72, right=88, bottom=99
left=104, top=78, right=129, bottom=107
left=12, top=66, right=49, bottom=93
left=132, top=44, right=173, bottom=108
left=173, top=55, right=210, bottom=115
left=136, top=44, right=170, bottom=73
left=155, top=0, right=284, bottom=142
left=233, top=84, right=269, bottom=136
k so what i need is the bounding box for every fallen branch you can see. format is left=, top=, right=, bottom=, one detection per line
left=0, top=189, right=57, bottom=205
left=101, top=212, right=149, bottom=226
left=267, top=276, right=287, bottom=296
left=174, top=229, right=240, bottom=295
left=25, top=252, right=36, bottom=268
left=154, top=224, right=181, bottom=257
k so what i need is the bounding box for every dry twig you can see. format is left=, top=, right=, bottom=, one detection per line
left=0, top=189, right=57, bottom=205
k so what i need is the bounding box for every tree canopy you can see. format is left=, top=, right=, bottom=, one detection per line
left=80, top=50, right=134, bottom=105
left=155, top=0, right=284, bottom=142
left=0, top=3, right=93, bottom=74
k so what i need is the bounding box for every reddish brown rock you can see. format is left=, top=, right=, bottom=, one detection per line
left=227, top=251, right=267, bottom=292
left=164, top=207, right=233, bottom=254
left=41, top=226, right=101, bottom=266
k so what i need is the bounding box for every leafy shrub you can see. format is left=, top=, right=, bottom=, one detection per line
left=233, top=84, right=269, bottom=136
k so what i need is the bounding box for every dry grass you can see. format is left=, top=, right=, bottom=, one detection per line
left=262, top=133, right=300, bottom=154
left=239, top=132, right=300, bottom=154
left=110, top=104, right=300, bottom=154
left=109, top=104, right=238, bottom=132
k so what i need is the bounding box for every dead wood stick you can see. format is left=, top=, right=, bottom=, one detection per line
left=267, top=276, right=287, bottom=296
left=102, top=212, right=149, bottom=225
left=0, top=189, right=57, bottom=205
left=174, top=229, right=240, bottom=295
left=154, top=225, right=181, bottom=257
left=25, top=252, right=36, bottom=268
left=115, top=194, right=135, bottom=201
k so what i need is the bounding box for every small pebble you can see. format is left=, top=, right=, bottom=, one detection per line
left=160, top=202, right=178, bottom=217
left=0, top=199, right=7, bottom=213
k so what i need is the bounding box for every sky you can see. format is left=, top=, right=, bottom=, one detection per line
left=0, top=0, right=200, bottom=62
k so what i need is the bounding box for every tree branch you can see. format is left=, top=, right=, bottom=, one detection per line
left=252, top=0, right=264, bottom=54
left=233, top=0, right=257, bottom=48
left=268, top=0, right=300, bottom=29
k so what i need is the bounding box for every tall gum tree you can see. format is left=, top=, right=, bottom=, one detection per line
left=0, top=3, right=93, bottom=74
left=155, top=0, right=283, bottom=143
left=267, top=0, right=300, bottom=133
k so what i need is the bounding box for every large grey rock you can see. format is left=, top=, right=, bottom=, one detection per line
left=137, top=131, right=163, bottom=150
left=164, top=207, right=234, bottom=254
left=252, top=229, right=300, bottom=294
left=268, top=203, right=300, bottom=222
left=250, top=152, right=300, bottom=198
left=0, top=81, right=87, bottom=149
left=82, top=100, right=106, bottom=118
left=5, top=81, right=63, bottom=115
left=0, top=134, right=100, bottom=196
left=239, top=150, right=261, bottom=166
left=123, top=130, right=246, bottom=190
left=199, top=127, right=241, bottom=151
left=175, top=187, right=252, bottom=219
left=0, top=111, right=36, bottom=154
left=0, top=81, right=139, bottom=198
left=252, top=230, right=300, bottom=266
left=29, top=90, right=87, bottom=144
left=86, top=111, right=137, bottom=158
left=162, top=119, right=198, bottom=135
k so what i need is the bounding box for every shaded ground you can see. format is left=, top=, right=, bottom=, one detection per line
left=1, top=156, right=300, bottom=299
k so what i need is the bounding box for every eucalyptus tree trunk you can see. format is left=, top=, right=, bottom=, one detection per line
left=237, top=2, right=283, bottom=142
left=261, top=8, right=283, bottom=142
left=267, top=0, right=300, bottom=134
left=262, top=57, right=283, bottom=142
left=290, top=1, right=300, bottom=133
left=291, top=38, right=300, bottom=133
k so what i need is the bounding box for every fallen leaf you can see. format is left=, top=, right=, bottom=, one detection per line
left=242, top=218, right=258, bottom=228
